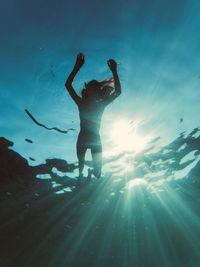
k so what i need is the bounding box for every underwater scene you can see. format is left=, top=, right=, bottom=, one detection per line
left=1, top=0, right=200, bottom=266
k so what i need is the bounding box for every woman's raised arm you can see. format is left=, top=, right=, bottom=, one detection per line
left=106, top=59, right=121, bottom=103
left=65, top=53, right=85, bottom=105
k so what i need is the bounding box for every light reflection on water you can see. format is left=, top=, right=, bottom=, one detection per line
left=126, top=178, right=148, bottom=189
left=44, top=126, right=200, bottom=195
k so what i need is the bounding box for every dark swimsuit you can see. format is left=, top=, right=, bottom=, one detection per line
left=77, top=100, right=106, bottom=152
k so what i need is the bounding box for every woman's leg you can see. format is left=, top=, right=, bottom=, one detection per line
left=76, top=136, right=87, bottom=177
left=91, top=143, right=102, bottom=178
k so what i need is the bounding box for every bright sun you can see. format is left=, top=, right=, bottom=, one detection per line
left=110, top=119, right=150, bottom=153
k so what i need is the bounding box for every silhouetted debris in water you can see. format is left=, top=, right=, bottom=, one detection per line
left=0, top=137, right=77, bottom=188
left=34, top=158, right=76, bottom=181
left=189, top=127, right=200, bottom=137
left=25, top=138, right=33, bottom=144
left=25, top=109, right=76, bottom=134
left=0, top=137, right=30, bottom=182
left=1, top=127, right=200, bottom=192
left=180, top=118, right=183, bottom=123
left=43, top=158, right=76, bottom=173
left=0, top=137, right=13, bottom=149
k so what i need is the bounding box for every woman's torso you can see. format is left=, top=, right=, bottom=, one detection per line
left=78, top=100, right=105, bottom=137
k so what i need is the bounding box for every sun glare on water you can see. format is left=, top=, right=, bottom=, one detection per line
left=110, top=119, right=150, bottom=153
left=126, top=178, right=148, bottom=189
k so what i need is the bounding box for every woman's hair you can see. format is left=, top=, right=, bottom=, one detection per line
left=81, top=78, right=114, bottom=100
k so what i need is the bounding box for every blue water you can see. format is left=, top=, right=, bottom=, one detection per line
left=1, top=0, right=200, bottom=266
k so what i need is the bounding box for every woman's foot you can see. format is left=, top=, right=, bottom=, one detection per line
left=87, top=168, right=93, bottom=181
left=76, top=173, right=83, bottom=186
left=93, top=168, right=101, bottom=179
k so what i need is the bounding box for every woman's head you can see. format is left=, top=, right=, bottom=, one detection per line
left=81, top=78, right=114, bottom=101
left=81, top=80, right=99, bottom=100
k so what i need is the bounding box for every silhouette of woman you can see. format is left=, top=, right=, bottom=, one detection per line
left=65, top=53, right=121, bottom=180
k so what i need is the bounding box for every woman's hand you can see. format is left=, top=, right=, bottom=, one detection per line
left=74, top=53, right=85, bottom=69
left=107, top=59, right=117, bottom=72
